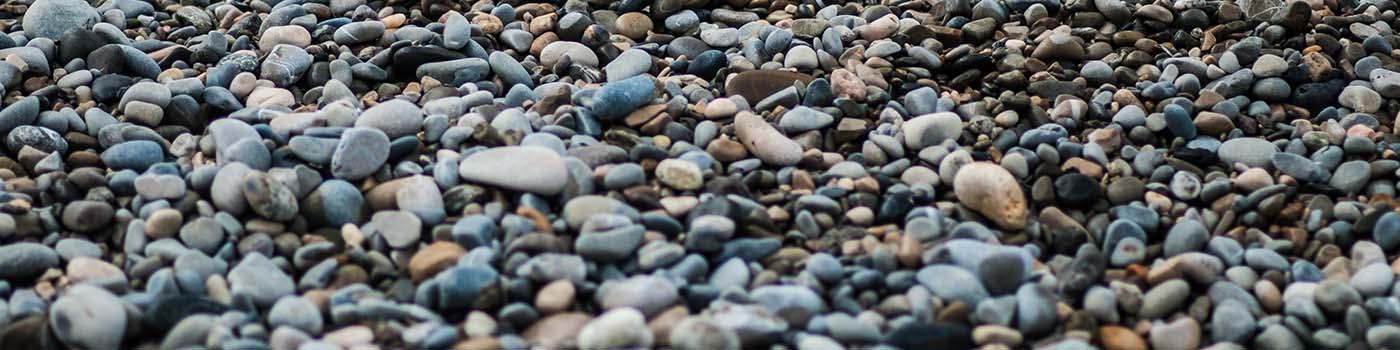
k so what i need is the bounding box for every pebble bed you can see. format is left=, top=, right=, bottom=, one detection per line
left=3, top=0, right=1400, bottom=348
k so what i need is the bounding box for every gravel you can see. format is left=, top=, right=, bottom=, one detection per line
left=0, top=0, right=1394, bottom=348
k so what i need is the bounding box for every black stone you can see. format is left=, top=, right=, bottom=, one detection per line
left=803, top=78, right=834, bottom=107
left=1293, top=80, right=1345, bottom=111
left=143, top=295, right=230, bottom=331
left=885, top=322, right=973, bottom=350
left=1054, top=172, right=1100, bottom=206
left=687, top=50, right=725, bottom=80
left=91, top=74, right=136, bottom=102
left=877, top=191, right=913, bottom=224
left=390, top=46, right=467, bottom=80
left=163, top=95, right=204, bottom=132
left=155, top=45, right=192, bottom=69
left=59, top=29, right=105, bottom=64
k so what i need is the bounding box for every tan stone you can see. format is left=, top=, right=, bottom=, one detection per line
left=953, top=163, right=1028, bottom=230
left=408, top=241, right=466, bottom=282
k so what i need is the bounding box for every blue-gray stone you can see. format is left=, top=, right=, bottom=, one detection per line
left=1163, top=219, right=1208, bottom=256
left=1375, top=212, right=1400, bottom=252
left=916, top=265, right=989, bottom=305
left=435, top=265, right=498, bottom=310
left=590, top=75, right=657, bottom=120
left=22, top=0, right=100, bottom=39
left=101, top=140, right=164, bottom=171
left=1272, top=152, right=1327, bottom=183
left=0, top=96, right=40, bottom=135
left=301, top=179, right=364, bottom=227
left=1163, top=104, right=1196, bottom=139
left=0, top=243, right=59, bottom=280
left=488, top=51, right=534, bottom=88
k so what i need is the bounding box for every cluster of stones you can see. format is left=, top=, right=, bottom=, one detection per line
left=4, top=0, right=1400, bottom=348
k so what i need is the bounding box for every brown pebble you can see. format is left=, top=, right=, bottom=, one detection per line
left=407, top=241, right=466, bottom=282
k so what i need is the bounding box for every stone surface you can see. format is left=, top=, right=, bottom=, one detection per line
left=458, top=146, right=568, bottom=195
left=954, top=163, right=1029, bottom=230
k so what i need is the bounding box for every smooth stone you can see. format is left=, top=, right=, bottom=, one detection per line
left=356, top=100, right=424, bottom=138
left=750, top=285, right=826, bottom=327
left=331, top=128, right=390, bottom=180
left=577, top=308, right=653, bottom=349
left=458, top=146, right=568, bottom=195
left=62, top=200, right=114, bottom=233
left=333, top=21, right=386, bottom=45
left=22, top=0, right=100, bottom=39
left=1139, top=279, right=1190, bottom=319
left=917, top=265, right=990, bottom=305
left=269, top=297, right=323, bottom=335
left=1340, top=86, right=1381, bottom=113
left=0, top=242, right=59, bottom=280
left=596, top=275, right=678, bottom=317
left=242, top=172, right=298, bottom=221
left=734, top=112, right=802, bottom=166
left=50, top=285, right=126, bottom=349
left=101, top=140, right=164, bottom=171
left=7, top=125, right=67, bottom=154
left=227, top=252, right=295, bottom=307
left=954, top=163, right=1029, bottom=230
left=1217, top=137, right=1277, bottom=169
left=1329, top=160, right=1371, bottom=195
left=261, top=45, right=312, bottom=87
left=489, top=51, right=534, bottom=88
left=591, top=75, right=656, bottom=121
left=605, top=49, right=653, bottom=82
left=540, top=41, right=599, bottom=67
left=725, top=70, right=814, bottom=103
left=778, top=106, right=834, bottom=134
left=902, top=112, right=963, bottom=150
left=655, top=158, right=703, bottom=190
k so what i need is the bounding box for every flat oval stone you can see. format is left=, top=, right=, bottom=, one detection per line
left=734, top=112, right=802, bottom=166
left=902, top=112, right=963, bottom=150
left=355, top=99, right=424, bottom=138
left=726, top=70, right=815, bottom=103
left=540, top=41, right=599, bottom=67
left=1217, top=137, right=1277, bottom=169
left=458, top=146, right=568, bottom=195
left=101, top=140, right=165, bottom=171
left=0, top=243, right=59, bottom=280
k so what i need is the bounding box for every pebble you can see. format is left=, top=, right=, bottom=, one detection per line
left=49, top=285, right=126, bottom=349
left=458, top=146, right=568, bottom=195
left=330, top=128, right=389, bottom=180
left=0, top=0, right=1389, bottom=348
left=735, top=112, right=803, bottom=166
left=1139, top=279, right=1190, bottom=319
left=903, top=112, right=963, bottom=150
left=655, top=159, right=703, bottom=190
left=22, top=0, right=99, bottom=39
left=0, top=243, right=58, bottom=279
left=269, top=297, right=324, bottom=335
left=1218, top=137, right=1277, bottom=169
left=541, top=41, right=599, bottom=67
left=61, top=200, right=114, bottom=233
left=954, top=163, right=1028, bottom=230
left=577, top=308, right=653, bottom=349
left=356, top=100, right=423, bottom=138
left=227, top=252, right=296, bottom=307
left=102, top=140, right=165, bottom=171
left=591, top=75, right=656, bottom=120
